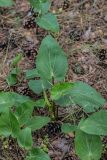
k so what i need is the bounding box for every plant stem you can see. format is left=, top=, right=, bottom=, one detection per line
left=51, top=76, right=58, bottom=120
left=43, top=90, right=55, bottom=120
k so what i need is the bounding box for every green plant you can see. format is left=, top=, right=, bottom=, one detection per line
left=62, top=111, right=107, bottom=160
left=6, top=53, right=22, bottom=86
left=1, top=33, right=107, bottom=160
left=28, top=35, right=68, bottom=119
left=0, top=0, right=59, bottom=33
left=28, top=0, right=59, bottom=32
left=1, top=0, right=107, bottom=160
left=26, top=34, right=107, bottom=160
left=0, top=91, right=51, bottom=159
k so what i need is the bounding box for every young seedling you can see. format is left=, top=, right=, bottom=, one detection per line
left=6, top=53, right=22, bottom=86
left=28, top=0, right=60, bottom=32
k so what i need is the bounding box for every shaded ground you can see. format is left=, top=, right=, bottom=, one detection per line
left=0, top=0, right=107, bottom=159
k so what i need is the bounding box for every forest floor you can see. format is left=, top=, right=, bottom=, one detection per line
left=0, top=0, right=107, bottom=159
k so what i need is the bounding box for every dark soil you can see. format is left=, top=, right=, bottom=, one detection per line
left=0, top=0, right=107, bottom=159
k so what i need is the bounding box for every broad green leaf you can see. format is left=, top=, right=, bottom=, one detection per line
left=29, top=0, right=48, bottom=7
left=26, top=148, right=51, bottom=160
left=25, top=116, right=50, bottom=131
left=29, top=0, right=50, bottom=14
left=0, top=92, right=31, bottom=112
left=75, top=129, right=102, bottom=160
left=33, top=1, right=51, bottom=14
left=28, top=79, right=51, bottom=94
left=80, top=110, right=107, bottom=135
left=55, top=95, right=73, bottom=107
left=69, top=81, right=106, bottom=112
left=36, top=35, right=68, bottom=81
left=6, top=73, right=17, bottom=86
left=12, top=92, right=30, bottom=105
left=54, top=81, right=106, bottom=112
left=61, top=123, right=77, bottom=134
left=15, top=101, right=34, bottom=126
left=11, top=54, right=22, bottom=67
left=25, top=69, right=39, bottom=79
left=40, top=1, right=51, bottom=14
left=0, top=111, right=20, bottom=137
left=36, top=13, right=59, bottom=32
left=28, top=80, right=42, bottom=94
left=6, top=68, right=20, bottom=86
left=0, top=0, right=14, bottom=7
left=17, top=127, right=33, bottom=150
left=0, top=92, right=15, bottom=112
left=51, top=82, right=74, bottom=100
left=35, top=99, right=46, bottom=108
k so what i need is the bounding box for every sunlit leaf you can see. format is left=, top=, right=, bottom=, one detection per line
left=51, top=82, right=74, bottom=100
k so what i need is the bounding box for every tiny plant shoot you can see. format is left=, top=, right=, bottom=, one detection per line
left=0, top=0, right=107, bottom=160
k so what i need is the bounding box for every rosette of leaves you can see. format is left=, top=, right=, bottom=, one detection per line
left=0, top=91, right=51, bottom=159
left=28, top=0, right=59, bottom=32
